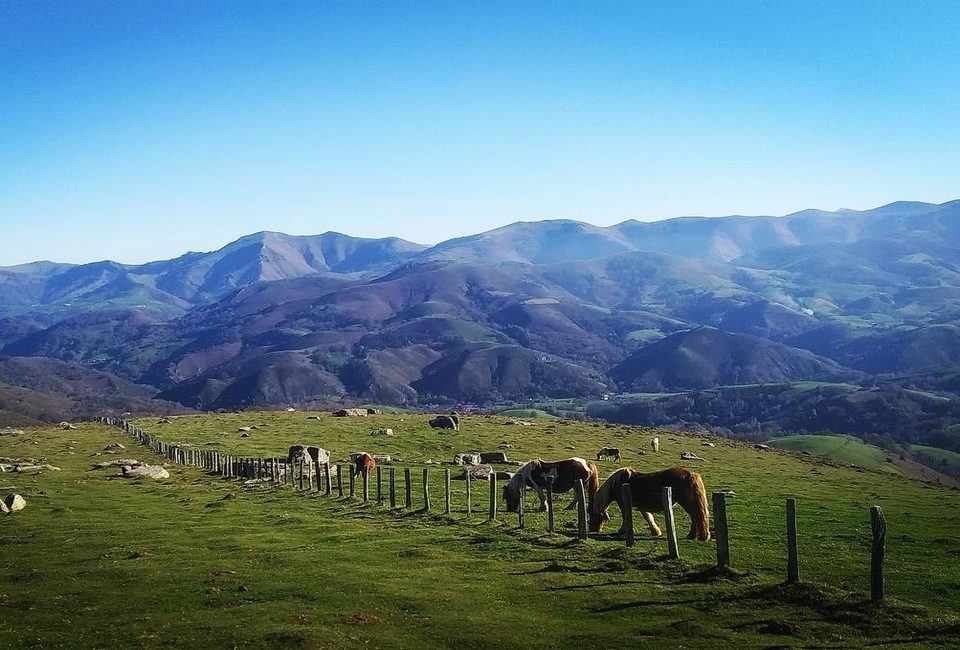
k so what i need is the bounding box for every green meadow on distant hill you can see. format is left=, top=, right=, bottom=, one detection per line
left=2, top=412, right=959, bottom=649
left=766, top=434, right=899, bottom=473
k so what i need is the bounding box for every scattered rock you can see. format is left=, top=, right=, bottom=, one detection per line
left=454, top=453, right=481, bottom=466
left=479, top=451, right=508, bottom=464
left=122, top=465, right=170, bottom=479
left=454, top=464, right=494, bottom=481
left=370, top=428, right=394, bottom=436
left=3, top=494, right=26, bottom=513
left=680, top=452, right=704, bottom=461
left=93, top=459, right=143, bottom=469
left=332, top=408, right=368, bottom=417
left=370, top=454, right=392, bottom=463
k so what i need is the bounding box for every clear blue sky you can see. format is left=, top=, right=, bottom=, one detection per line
left=2, top=1, right=958, bottom=266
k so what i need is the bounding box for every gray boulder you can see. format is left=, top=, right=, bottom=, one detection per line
left=123, top=465, right=170, bottom=479
left=3, top=494, right=26, bottom=513
left=454, top=453, right=481, bottom=466
left=479, top=451, right=509, bottom=464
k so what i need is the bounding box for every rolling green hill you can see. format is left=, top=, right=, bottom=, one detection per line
left=766, top=434, right=898, bottom=472
left=2, top=412, right=959, bottom=648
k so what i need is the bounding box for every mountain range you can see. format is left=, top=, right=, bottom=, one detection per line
left=3, top=200, right=960, bottom=442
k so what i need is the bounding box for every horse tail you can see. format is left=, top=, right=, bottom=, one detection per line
left=685, top=470, right=711, bottom=541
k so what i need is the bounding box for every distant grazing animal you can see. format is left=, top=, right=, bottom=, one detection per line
left=349, top=452, right=377, bottom=478
left=503, top=457, right=600, bottom=513
left=590, top=466, right=710, bottom=541
left=596, top=447, right=621, bottom=462
left=287, top=445, right=330, bottom=467
left=652, top=437, right=660, bottom=453
left=429, top=415, right=459, bottom=431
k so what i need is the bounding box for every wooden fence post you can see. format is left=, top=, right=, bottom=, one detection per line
left=661, top=486, right=680, bottom=559
left=575, top=478, right=587, bottom=540
left=422, top=468, right=430, bottom=511
left=622, top=484, right=634, bottom=547
left=404, top=468, right=412, bottom=508
left=313, top=460, right=321, bottom=491
left=546, top=477, right=555, bottom=534
left=713, top=492, right=730, bottom=568
left=444, top=469, right=451, bottom=515
left=465, top=473, right=472, bottom=518
left=362, top=468, right=370, bottom=502
left=871, top=505, right=886, bottom=602
left=787, top=498, right=800, bottom=583
left=298, top=457, right=305, bottom=490
left=377, top=466, right=383, bottom=504
left=389, top=467, right=397, bottom=508
left=324, top=462, right=332, bottom=495
left=488, top=473, right=497, bottom=521
left=518, top=483, right=525, bottom=529
left=336, top=464, right=343, bottom=498
left=349, top=466, right=356, bottom=498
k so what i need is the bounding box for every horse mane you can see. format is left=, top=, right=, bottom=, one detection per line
left=591, top=467, right=634, bottom=521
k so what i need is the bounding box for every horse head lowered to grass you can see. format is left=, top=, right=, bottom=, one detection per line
left=503, top=457, right=600, bottom=513
left=590, top=466, right=711, bottom=540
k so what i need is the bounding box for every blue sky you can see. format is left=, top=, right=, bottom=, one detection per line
left=2, top=1, right=958, bottom=267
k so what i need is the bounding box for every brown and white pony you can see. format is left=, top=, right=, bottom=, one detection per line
left=590, top=466, right=711, bottom=541
left=349, top=452, right=377, bottom=478
left=503, top=457, right=600, bottom=513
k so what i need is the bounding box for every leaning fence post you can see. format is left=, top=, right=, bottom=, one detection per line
left=713, top=492, right=730, bottom=568
left=488, top=473, right=497, bottom=521
left=575, top=479, right=588, bottom=540
left=546, top=476, right=556, bottom=534
left=871, top=505, right=886, bottom=602
left=404, top=468, right=412, bottom=508
left=622, top=484, right=634, bottom=547
left=787, top=498, right=800, bottom=583
left=661, top=486, right=680, bottom=559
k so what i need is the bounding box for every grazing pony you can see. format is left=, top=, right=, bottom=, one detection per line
left=349, top=452, right=377, bottom=478
left=596, top=447, right=621, bottom=462
left=652, top=437, right=660, bottom=453
left=502, top=457, right=600, bottom=513
left=590, top=466, right=711, bottom=541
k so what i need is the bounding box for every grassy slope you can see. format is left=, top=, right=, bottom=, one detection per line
left=1, top=415, right=959, bottom=649
left=766, top=434, right=898, bottom=473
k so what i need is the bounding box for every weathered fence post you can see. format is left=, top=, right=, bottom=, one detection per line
left=488, top=473, right=497, bottom=521
left=465, top=472, right=472, bottom=518
left=871, top=505, right=886, bottom=602
left=661, top=486, right=680, bottom=559
left=324, top=462, right=332, bottom=495
left=298, top=456, right=305, bottom=490
left=336, top=464, right=343, bottom=498
left=422, top=468, right=430, bottom=511
left=713, top=492, right=730, bottom=568
left=349, top=466, right=356, bottom=498
left=518, top=483, right=525, bottom=529
left=404, top=468, right=412, bottom=508
left=444, top=468, right=451, bottom=515
left=377, top=466, right=383, bottom=504
left=362, top=468, right=370, bottom=502
left=787, top=498, right=800, bottom=583
left=575, top=479, right=588, bottom=540
left=313, top=460, right=321, bottom=491
left=546, top=476, right=555, bottom=534
left=622, top=484, right=634, bottom=547
left=389, top=467, right=397, bottom=508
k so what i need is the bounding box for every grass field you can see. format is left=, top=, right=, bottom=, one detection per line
left=2, top=412, right=960, bottom=649
left=766, top=434, right=900, bottom=473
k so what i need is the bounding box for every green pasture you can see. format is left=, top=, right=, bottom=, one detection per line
left=766, top=434, right=900, bottom=473
left=2, top=413, right=959, bottom=649
left=910, top=444, right=960, bottom=473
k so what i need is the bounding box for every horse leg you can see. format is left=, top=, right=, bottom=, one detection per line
left=534, top=486, right=548, bottom=512
left=641, top=511, right=662, bottom=537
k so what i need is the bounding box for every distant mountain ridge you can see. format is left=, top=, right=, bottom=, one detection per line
left=4, top=199, right=960, bottom=444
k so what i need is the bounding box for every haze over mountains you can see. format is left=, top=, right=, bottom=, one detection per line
left=3, top=200, right=960, bottom=439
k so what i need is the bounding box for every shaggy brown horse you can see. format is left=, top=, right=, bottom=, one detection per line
left=503, top=457, right=600, bottom=513
left=590, top=466, right=711, bottom=541
left=349, top=452, right=377, bottom=478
